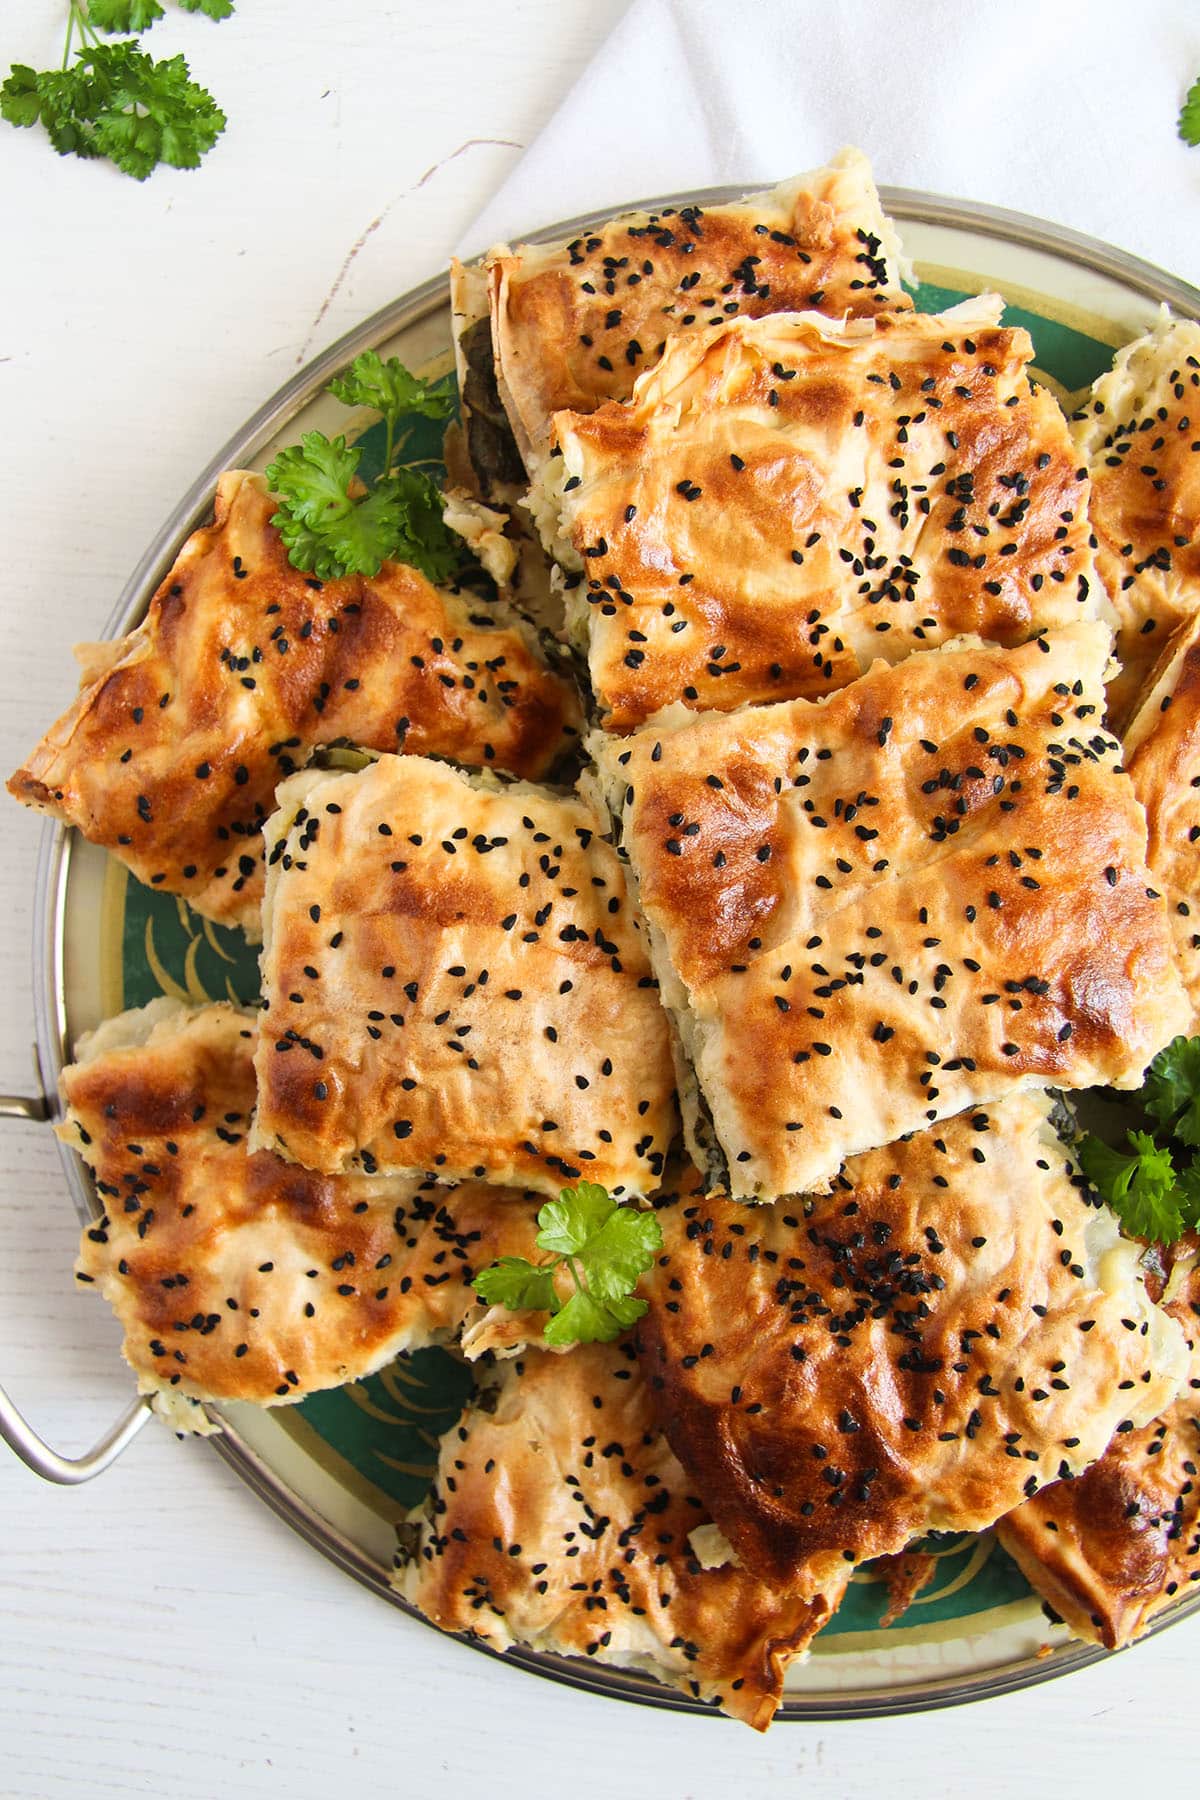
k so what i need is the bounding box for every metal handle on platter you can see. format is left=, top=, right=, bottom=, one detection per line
left=0, top=1384, right=152, bottom=1484
left=0, top=1093, right=47, bottom=1123
left=0, top=1076, right=154, bottom=1483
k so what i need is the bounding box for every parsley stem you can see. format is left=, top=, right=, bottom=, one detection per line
left=66, top=1, right=100, bottom=57
left=381, top=411, right=397, bottom=484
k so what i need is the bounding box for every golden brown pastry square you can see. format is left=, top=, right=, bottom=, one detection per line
left=540, top=295, right=1101, bottom=731
left=1120, top=611, right=1200, bottom=1030
left=8, top=471, right=583, bottom=934
left=997, top=1248, right=1200, bottom=1648
left=253, top=755, right=677, bottom=1197
left=477, top=147, right=909, bottom=483
left=66, top=1000, right=548, bottom=1429
left=635, top=1094, right=1189, bottom=1590
left=396, top=1340, right=847, bottom=1729
left=592, top=623, right=1187, bottom=1200
left=1073, top=315, right=1200, bottom=726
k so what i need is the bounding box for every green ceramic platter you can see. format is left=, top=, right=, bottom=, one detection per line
left=30, top=188, right=1200, bottom=1719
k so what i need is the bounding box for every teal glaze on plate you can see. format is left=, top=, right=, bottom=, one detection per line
left=352, top=399, right=455, bottom=488
left=116, top=286, right=1117, bottom=1640
left=911, top=280, right=1116, bottom=391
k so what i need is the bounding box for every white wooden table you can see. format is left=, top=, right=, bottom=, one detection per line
left=1, top=4, right=1196, bottom=1793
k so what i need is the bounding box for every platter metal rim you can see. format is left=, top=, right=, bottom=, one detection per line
left=28, top=185, right=1200, bottom=1723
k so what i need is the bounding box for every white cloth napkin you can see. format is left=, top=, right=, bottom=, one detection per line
left=460, top=0, right=1200, bottom=288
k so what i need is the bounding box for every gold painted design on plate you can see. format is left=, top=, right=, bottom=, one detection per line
left=373, top=1450, right=438, bottom=1480
left=143, top=913, right=207, bottom=1004
left=201, top=914, right=237, bottom=964
left=344, top=1378, right=433, bottom=1428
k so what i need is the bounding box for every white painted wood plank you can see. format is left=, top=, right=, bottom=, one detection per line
left=1, top=6, right=1195, bottom=1795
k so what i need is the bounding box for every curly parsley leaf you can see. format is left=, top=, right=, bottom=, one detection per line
left=1078, top=1129, right=1183, bottom=1243
left=1143, top=1034, right=1200, bottom=1146
left=266, top=434, right=425, bottom=582
left=1, top=65, right=97, bottom=153
left=93, top=47, right=225, bottom=175
left=1180, top=75, right=1200, bottom=147
left=472, top=1257, right=560, bottom=1316
left=266, top=432, right=363, bottom=530
left=4, top=2, right=232, bottom=175
left=26, top=68, right=101, bottom=157
left=329, top=351, right=455, bottom=426
left=383, top=468, right=462, bottom=584
left=543, top=1289, right=647, bottom=1348
left=86, top=0, right=166, bottom=31
left=536, top=1180, right=618, bottom=1257
left=1176, top=1157, right=1200, bottom=1227
left=539, top=1181, right=663, bottom=1305
left=1, top=66, right=49, bottom=131
left=2, top=41, right=225, bottom=178
left=265, top=355, right=464, bottom=584
left=89, top=0, right=233, bottom=23
left=471, top=1183, right=663, bottom=1348
left=286, top=483, right=411, bottom=583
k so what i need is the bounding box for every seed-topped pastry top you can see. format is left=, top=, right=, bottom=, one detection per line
left=8, top=470, right=583, bottom=934
left=540, top=296, right=1100, bottom=731
left=1122, top=611, right=1200, bottom=1031
left=997, top=1244, right=1200, bottom=1650
left=1072, top=314, right=1200, bottom=726
left=253, top=754, right=677, bottom=1198
left=65, top=1000, right=548, bottom=1429
left=634, top=1093, right=1189, bottom=1590
left=396, top=1340, right=849, bottom=1730
left=478, top=148, right=908, bottom=481
left=592, top=623, right=1187, bottom=1199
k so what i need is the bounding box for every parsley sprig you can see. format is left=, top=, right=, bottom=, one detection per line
left=1180, top=75, right=1200, bottom=148
left=2, top=1, right=231, bottom=181
left=1143, top=1035, right=1200, bottom=1145
left=265, top=351, right=461, bottom=585
left=1078, top=1036, right=1200, bottom=1244
left=472, top=1181, right=663, bottom=1347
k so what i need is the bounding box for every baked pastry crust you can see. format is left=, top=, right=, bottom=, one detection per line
left=634, top=1093, right=1189, bottom=1589
left=484, top=147, right=909, bottom=480
left=1121, top=610, right=1200, bottom=1030
left=66, top=1000, right=548, bottom=1429
left=253, top=755, right=677, bottom=1197
left=448, top=256, right=530, bottom=503
left=1073, top=314, right=1200, bottom=727
left=543, top=297, right=1101, bottom=730
left=997, top=1247, right=1200, bottom=1649
left=396, top=1340, right=847, bottom=1729
left=592, top=623, right=1187, bottom=1199
left=8, top=470, right=582, bottom=933
left=440, top=489, right=518, bottom=587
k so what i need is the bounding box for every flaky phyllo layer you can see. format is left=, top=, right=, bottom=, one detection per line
left=592, top=625, right=1186, bottom=1199
left=1072, top=312, right=1200, bottom=726
left=66, top=1000, right=554, bottom=1427
left=471, top=147, right=910, bottom=485
left=9, top=471, right=582, bottom=932
left=254, top=754, right=677, bottom=1196
left=536, top=298, right=1104, bottom=730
